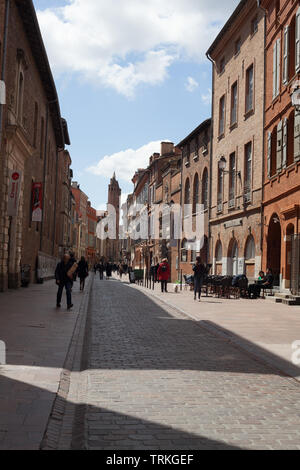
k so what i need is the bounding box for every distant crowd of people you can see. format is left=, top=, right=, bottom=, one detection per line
left=54, top=250, right=275, bottom=310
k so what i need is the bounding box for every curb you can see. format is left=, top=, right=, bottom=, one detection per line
left=40, top=275, right=93, bottom=450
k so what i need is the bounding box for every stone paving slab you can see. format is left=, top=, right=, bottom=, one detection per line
left=123, top=276, right=300, bottom=381
left=78, top=277, right=300, bottom=450
left=0, top=277, right=89, bottom=450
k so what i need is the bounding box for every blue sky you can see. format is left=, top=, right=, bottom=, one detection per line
left=33, top=0, right=239, bottom=210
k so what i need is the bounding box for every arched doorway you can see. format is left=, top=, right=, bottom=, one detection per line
left=267, top=213, right=282, bottom=286
left=285, top=224, right=295, bottom=289
left=228, top=239, right=238, bottom=276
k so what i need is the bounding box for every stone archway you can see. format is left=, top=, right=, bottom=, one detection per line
left=267, top=214, right=282, bottom=286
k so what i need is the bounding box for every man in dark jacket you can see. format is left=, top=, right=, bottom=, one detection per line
left=192, top=257, right=206, bottom=301
left=55, top=254, right=75, bottom=309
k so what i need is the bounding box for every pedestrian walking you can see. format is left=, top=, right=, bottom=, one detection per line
left=98, top=262, right=104, bottom=280
left=55, top=253, right=75, bottom=310
left=192, top=256, right=206, bottom=301
left=106, top=262, right=112, bottom=279
left=157, top=258, right=170, bottom=293
left=77, top=256, right=89, bottom=291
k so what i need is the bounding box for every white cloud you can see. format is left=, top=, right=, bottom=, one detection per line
left=201, top=88, right=212, bottom=106
left=37, top=0, right=239, bottom=97
left=185, top=76, right=199, bottom=93
left=86, top=140, right=164, bottom=182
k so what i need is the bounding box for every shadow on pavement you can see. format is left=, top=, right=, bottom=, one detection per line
left=0, top=374, right=242, bottom=450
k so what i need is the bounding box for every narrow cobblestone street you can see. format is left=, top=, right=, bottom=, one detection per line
left=74, top=276, right=300, bottom=450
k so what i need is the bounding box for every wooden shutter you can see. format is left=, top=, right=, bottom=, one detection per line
left=273, top=43, right=277, bottom=99
left=283, top=26, right=289, bottom=84
left=267, top=132, right=272, bottom=177
left=294, top=110, right=300, bottom=161
left=276, top=39, right=281, bottom=97
left=282, top=118, right=288, bottom=168
left=276, top=120, right=283, bottom=171
left=296, top=8, right=300, bottom=72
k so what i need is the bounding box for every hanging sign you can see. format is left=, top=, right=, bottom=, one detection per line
left=7, top=170, right=22, bottom=216
left=32, top=182, right=43, bottom=222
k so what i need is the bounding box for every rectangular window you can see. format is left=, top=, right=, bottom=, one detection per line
left=33, top=103, right=38, bottom=148
left=219, top=95, right=225, bottom=136
left=251, top=16, right=258, bottom=35
left=244, top=142, right=252, bottom=202
left=231, top=82, right=238, bottom=126
left=245, top=65, right=254, bottom=113
left=235, top=38, right=241, bottom=55
left=40, top=117, right=44, bottom=160
left=217, top=167, right=223, bottom=212
left=229, top=152, right=236, bottom=206
left=283, top=26, right=289, bottom=84
left=273, top=39, right=281, bottom=98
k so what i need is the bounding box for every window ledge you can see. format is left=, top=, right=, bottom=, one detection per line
left=244, top=109, right=254, bottom=120
left=229, top=122, right=238, bottom=131
left=218, top=133, right=225, bottom=141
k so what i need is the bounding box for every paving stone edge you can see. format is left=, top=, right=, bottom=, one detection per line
left=40, top=275, right=94, bottom=450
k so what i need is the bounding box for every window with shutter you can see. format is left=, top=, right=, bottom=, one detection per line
left=273, top=43, right=277, bottom=99
left=296, top=8, right=300, bottom=72
left=294, top=110, right=300, bottom=161
left=276, top=38, right=281, bottom=96
left=282, top=118, right=288, bottom=168
left=277, top=120, right=283, bottom=171
left=283, top=26, right=289, bottom=84
left=267, top=132, right=272, bottom=178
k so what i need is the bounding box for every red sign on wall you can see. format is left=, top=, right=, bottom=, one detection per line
left=7, top=170, right=22, bottom=216
left=32, top=182, right=43, bottom=222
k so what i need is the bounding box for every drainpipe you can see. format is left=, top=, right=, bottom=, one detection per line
left=206, top=51, right=215, bottom=271
left=258, top=0, right=267, bottom=271
left=0, top=0, right=9, bottom=147
left=40, top=103, right=49, bottom=252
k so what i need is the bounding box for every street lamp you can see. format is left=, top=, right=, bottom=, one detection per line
left=218, top=156, right=241, bottom=179
left=291, top=83, right=300, bottom=111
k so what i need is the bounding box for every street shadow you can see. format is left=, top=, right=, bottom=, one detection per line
left=84, top=278, right=300, bottom=379
left=0, top=374, right=242, bottom=450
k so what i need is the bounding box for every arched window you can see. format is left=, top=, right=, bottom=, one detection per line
left=202, top=168, right=208, bottom=210
left=193, top=174, right=199, bottom=214
left=181, top=239, right=188, bottom=262
left=215, top=241, right=222, bottom=262
left=245, top=235, right=255, bottom=260
left=184, top=178, right=190, bottom=205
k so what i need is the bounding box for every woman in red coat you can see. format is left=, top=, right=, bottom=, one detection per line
left=157, top=258, right=170, bottom=293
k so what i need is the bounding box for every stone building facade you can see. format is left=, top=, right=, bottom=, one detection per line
left=177, top=119, right=211, bottom=280
left=0, top=0, right=70, bottom=290
left=207, top=0, right=265, bottom=281
left=261, top=0, right=300, bottom=293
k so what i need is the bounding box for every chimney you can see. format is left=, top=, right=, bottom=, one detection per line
left=161, top=142, right=174, bottom=156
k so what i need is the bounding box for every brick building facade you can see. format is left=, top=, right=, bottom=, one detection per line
left=0, top=0, right=70, bottom=290
left=261, top=0, right=300, bottom=293
left=207, top=0, right=265, bottom=281
left=177, top=119, right=211, bottom=280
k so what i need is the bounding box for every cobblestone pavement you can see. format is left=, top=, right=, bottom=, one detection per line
left=81, top=276, right=300, bottom=450
left=0, top=277, right=90, bottom=450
